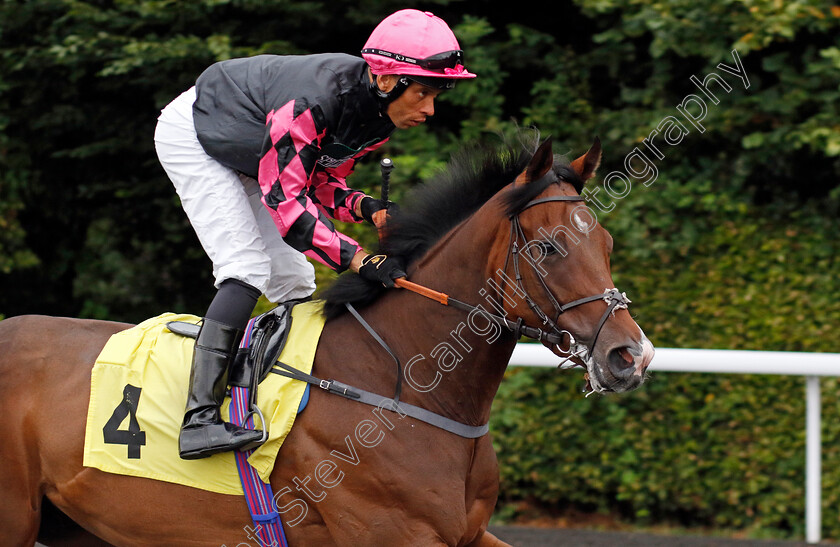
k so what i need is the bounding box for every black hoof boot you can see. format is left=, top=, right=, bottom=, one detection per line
left=178, top=318, right=264, bottom=460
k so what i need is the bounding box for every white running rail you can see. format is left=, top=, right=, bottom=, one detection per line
left=509, top=345, right=840, bottom=544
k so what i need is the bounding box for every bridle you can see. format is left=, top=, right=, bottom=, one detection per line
left=392, top=171, right=632, bottom=373
left=503, top=187, right=632, bottom=368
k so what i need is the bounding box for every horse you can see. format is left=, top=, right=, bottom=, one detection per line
left=0, top=134, right=654, bottom=546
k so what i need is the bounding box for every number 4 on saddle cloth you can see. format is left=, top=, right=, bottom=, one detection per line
left=83, top=300, right=324, bottom=495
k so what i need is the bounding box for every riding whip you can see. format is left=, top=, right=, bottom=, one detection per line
left=372, top=157, right=393, bottom=230
left=380, top=157, right=393, bottom=202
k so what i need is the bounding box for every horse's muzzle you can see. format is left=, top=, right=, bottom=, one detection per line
left=593, top=335, right=655, bottom=393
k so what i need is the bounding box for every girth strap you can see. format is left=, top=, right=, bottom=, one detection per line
left=269, top=362, right=489, bottom=438
left=330, top=379, right=489, bottom=439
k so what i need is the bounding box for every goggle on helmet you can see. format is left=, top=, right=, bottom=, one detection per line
left=363, top=9, right=476, bottom=99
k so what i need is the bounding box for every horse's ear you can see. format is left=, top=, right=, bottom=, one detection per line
left=570, top=136, right=602, bottom=181
left=515, top=137, right=555, bottom=186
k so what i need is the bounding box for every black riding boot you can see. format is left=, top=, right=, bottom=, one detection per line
left=178, top=317, right=264, bottom=460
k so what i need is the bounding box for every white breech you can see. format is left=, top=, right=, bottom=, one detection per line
left=153, top=87, right=316, bottom=304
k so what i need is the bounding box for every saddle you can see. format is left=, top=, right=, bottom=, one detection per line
left=231, top=305, right=294, bottom=389
left=166, top=300, right=299, bottom=450
left=169, top=301, right=296, bottom=381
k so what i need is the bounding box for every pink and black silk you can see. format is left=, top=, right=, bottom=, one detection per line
left=192, top=54, right=395, bottom=272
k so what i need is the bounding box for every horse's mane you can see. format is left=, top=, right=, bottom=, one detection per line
left=321, top=131, right=583, bottom=319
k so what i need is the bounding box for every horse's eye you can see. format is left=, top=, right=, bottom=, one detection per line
left=538, top=240, right=559, bottom=255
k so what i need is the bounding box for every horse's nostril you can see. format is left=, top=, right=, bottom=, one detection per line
left=619, top=347, right=634, bottom=365
left=608, top=347, right=635, bottom=372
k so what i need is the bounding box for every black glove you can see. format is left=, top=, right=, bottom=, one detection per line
left=358, top=254, right=406, bottom=288
left=359, top=197, right=397, bottom=225
left=359, top=197, right=386, bottom=224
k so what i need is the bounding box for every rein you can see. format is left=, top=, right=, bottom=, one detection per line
left=395, top=278, right=630, bottom=366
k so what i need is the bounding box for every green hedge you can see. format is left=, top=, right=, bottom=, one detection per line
left=490, top=203, right=840, bottom=539
left=492, top=368, right=840, bottom=538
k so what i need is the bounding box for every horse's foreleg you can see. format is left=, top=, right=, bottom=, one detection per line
left=462, top=436, right=508, bottom=547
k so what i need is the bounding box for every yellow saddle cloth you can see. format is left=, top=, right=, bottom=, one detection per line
left=83, top=300, right=325, bottom=495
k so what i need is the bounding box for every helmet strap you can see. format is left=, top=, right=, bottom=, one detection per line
left=370, top=74, right=411, bottom=115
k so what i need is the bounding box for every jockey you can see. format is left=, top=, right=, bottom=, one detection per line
left=153, top=9, right=476, bottom=460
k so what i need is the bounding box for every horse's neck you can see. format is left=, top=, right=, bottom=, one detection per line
left=366, top=206, right=517, bottom=426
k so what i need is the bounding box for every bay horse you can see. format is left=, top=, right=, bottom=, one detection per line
left=0, top=135, right=654, bottom=546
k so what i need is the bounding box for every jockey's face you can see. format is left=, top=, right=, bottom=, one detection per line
left=377, top=76, right=443, bottom=129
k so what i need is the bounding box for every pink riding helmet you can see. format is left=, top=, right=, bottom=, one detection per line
left=362, top=9, right=477, bottom=83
